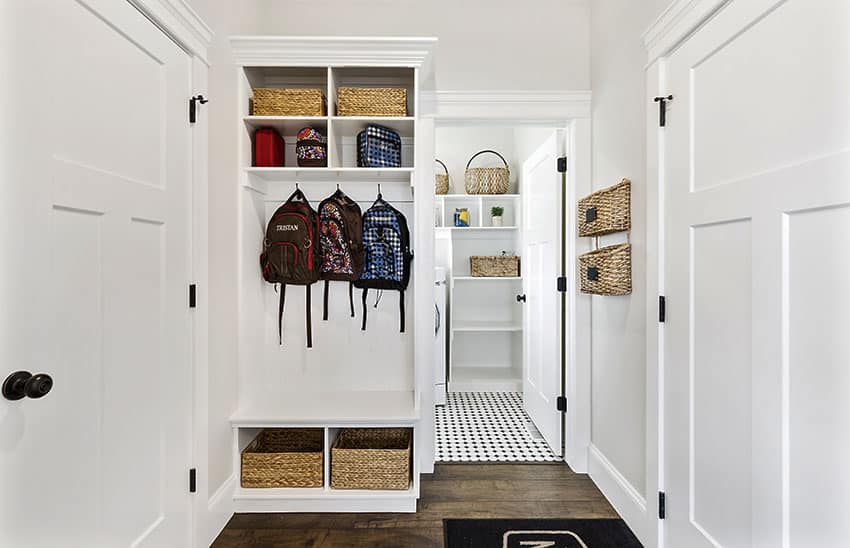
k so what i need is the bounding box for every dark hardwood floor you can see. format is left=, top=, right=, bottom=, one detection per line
left=212, top=463, right=618, bottom=547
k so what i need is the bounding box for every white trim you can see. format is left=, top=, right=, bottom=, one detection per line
left=642, top=0, right=730, bottom=63
left=588, top=444, right=649, bottom=546
left=128, top=0, right=212, bottom=64
left=201, top=474, right=236, bottom=547
left=421, top=90, right=592, bottom=121
left=229, top=36, right=437, bottom=75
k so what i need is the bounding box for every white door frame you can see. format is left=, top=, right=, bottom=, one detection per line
left=118, top=1, right=213, bottom=545
left=420, top=91, right=592, bottom=473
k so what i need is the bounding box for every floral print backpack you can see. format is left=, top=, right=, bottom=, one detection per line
left=318, top=189, right=363, bottom=320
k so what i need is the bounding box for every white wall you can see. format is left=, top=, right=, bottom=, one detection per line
left=250, top=0, right=591, bottom=91
left=587, top=0, right=669, bottom=543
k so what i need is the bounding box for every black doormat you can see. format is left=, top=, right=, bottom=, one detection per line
left=444, top=518, right=642, bottom=548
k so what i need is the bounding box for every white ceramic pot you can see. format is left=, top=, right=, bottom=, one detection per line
left=491, top=216, right=503, bottom=227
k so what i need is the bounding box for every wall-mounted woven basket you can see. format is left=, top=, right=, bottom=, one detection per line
left=578, top=243, right=632, bottom=296
left=252, top=88, right=327, bottom=116
left=435, top=159, right=449, bottom=195
left=241, top=428, right=324, bottom=488
left=464, top=150, right=510, bottom=195
left=337, top=87, right=407, bottom=117
left=331, top=428, right=412, bottom=490
left=578, top=178, right=631, bottom=237
left=470, top=255, right=520, bottom=277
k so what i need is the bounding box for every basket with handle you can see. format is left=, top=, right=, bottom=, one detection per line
left=464, top=150, right=510, bottom=194
left=435, top=159, right=449, bottom=195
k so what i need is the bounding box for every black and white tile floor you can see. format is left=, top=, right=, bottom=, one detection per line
left=435, top=392, right=559, bottom=463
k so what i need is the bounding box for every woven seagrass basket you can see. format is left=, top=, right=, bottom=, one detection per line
left=241, top=428, right=324, bottom=488
left=464, top=150, right=510, bottom=194
left=331, top=428, right=412, bottom=490
left=251, top=88, right=327, bottom=116
left=578, top=178, right=631, bottom=237
left=435, top=159, right=449, bottom=195
left=578, top=243, right=632, bottom=296
left=337, top=87, right=407, bottom=117
left=470, top=255, right=520, bottom=277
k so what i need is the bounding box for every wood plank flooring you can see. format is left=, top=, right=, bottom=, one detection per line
left=212, top=464, right=619, bottom=547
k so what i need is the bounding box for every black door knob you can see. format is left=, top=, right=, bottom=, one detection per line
left=516, top=294, right=526, bottom=303
left=2, top=371, right=53, bottom=401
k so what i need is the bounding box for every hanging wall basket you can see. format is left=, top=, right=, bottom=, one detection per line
left=464, top=150, right=510, bottom=195
left=578, top=178, right=631, bottom=237
left=578, top=243, right=632, bottom=296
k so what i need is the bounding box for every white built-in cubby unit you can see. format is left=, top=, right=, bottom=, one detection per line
left=230, top=37, right=435, bottom=513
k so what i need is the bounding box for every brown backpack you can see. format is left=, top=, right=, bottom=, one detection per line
left=318, top=188, right=363, bottom=320
left=260, top=188, right=321, bottom=347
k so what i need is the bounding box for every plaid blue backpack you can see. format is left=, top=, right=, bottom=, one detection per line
left=357, top=124, right=402, bottom=168
left=353, top=194, right=412, bottom=332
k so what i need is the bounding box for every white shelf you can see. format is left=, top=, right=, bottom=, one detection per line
left=449, top=366, right=522, bottom=392
left=244, top=166, right=414, bottom=183
left=436, top=226, right=518, bottom=232
left=452, top=320, right=522, bottom=332
left=437, top=194, right=520, bottom=199
left=230, top=390, right=418, bottom=427
left=331, top=116, right=415, bottom=137
left=453, top=276, right=522, bottom=281
left=233, top=486, right=417, bottom=513
left=243, top=115, right=328, bottom=134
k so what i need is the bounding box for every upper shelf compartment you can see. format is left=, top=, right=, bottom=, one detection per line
left=330, top=67, right=415, bottom=117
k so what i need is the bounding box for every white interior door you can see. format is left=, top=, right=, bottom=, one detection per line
left=0, top=1, right=194, bottom=546
left=522, top=132, right=564, bottom=456
left=662, top=0, right=850, bottom=546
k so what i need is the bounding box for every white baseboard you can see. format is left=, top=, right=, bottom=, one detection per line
left=200, top=474, right=236, bottom=548
left=587, top=444, right=650, bottom=547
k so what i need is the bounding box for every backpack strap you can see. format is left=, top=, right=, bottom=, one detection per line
left=349, top=282, right=355, bottom=318
left=278, top=283, right=286, bottom=345
left=322, top=280, right=330, bottom=321
left=399, top=289, right=405, bottom=333
left=361, top=288, right=368, bottom=331
left=306, top=285, right=313, bottom=348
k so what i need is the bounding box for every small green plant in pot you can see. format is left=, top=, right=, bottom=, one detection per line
left=490, top=206, right=505, bottom=227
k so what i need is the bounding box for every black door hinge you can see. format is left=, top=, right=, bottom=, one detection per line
left=658, top=491, right=666, bottom=519
left=653, top=95, right=673, bottom=127
left=189, top=284, right=197, bottom=308
left=658, top=295, right=666, bottom=323
left=189, top=94, right=208, bottom=124
left=556, top=396, right=567, bottom=412
left=557, top=156, right=568, bottom=173
left=557, top=276, right=567, bottom=293
left=189, top=468, right=197, bottom=493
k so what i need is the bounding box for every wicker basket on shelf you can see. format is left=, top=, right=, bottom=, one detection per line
left=577, top=178, right=631, bottom=237
left=336, top=87, right=407, bottom=117
left=435, top=159, right=449, bottom=195
left=578, top=243, right=632, bottom=296
left=241, top=428, right=324, bottom=488
left=470, top=255, right=520, bottom=277
left=252, top=88, right=327, bottom=116
left=331, top=428, right=412, bottom=490
left=464, top=150, right=510, bottom=194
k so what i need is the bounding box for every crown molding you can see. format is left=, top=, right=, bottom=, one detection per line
left=229, top=36, right=437, bottom=74
left=642, top=0, right=730, bottom=63
left=420, top=90, right=592, bottom=121
left=129, top=0, right=213, bottom=64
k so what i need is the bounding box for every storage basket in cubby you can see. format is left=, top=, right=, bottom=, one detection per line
left=241, top=428, right=324, bottom=488
left=331, top=428, right=412, bottom=490
left=435, top=159, right=449, bottom=195
left=470, top=255, right=520, bottom=277
left=578, top=243, right=632, bottom=296
left=464, top=150, right=510, bottom=195
left=337, top=87, right=407, bottom=117
left=578, top=178, right=631, bottom=237
left=252, top=88, right=327, bottom=116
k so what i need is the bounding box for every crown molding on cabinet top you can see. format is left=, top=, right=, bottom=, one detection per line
left=420, top=90, right=592, bottom=121
left=642, top=0, right=730, bottom=63
left=229, top=36, right=437, bottom=71
left=129, top=0, right=213, bottom=64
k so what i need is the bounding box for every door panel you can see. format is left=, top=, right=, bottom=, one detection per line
left=522, top=132, right=563, bottom=456
left=662, top=0, right=850, bottom=546
left=0, top=1, right=193, bottom=546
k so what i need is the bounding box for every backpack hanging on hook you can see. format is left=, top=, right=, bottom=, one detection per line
left=354, top=191, right=412, bottom=332
left=318, top=187, right=363, bottom=320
